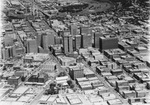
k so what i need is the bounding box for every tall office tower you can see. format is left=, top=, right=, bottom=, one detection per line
left=94, top=32, right=102, bottom=48
left=46, top=30, right=55, bottom=46
left=81, top=34, right=92, bottom=48
left=26, top=38, right=38, bottom=53
left=41, top=33, right=49, bottom=51
left=70, top=24, right=78, bottom=35
left=80, top=26, right=92, bottom=35
left=41, top=31, right=55, bottom=52
left=99, top=36, right=119, bottom=52
left=7, top=45, right=16, bottom=58
left=68, top=35, right=73, bottom=53
left=63, top=35, right=73, bottom=55
left=74, top=35, right=81, bottom=50
left=63, top=35, right=69, bottom=54
left=1, top=48, right=9, bottom=60
left=36, top=33, right=42, bottom=47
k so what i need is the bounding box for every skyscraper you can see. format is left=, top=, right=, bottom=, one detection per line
left=46, top=30, right=55, bottom=46
left=41, top=33, right=49, bottom=51
left=94, top=32, right=102, bottom=48
left=7, top=45, right=16, bottom=58
left=70, top=24, right=78, bottom=35
left=63, top=35, right=73, bottom=55
left=1, top=48, right=9, bottom=60
left=81, top=34, right=92, bottom=48
left=26, top=38, right=38, bottom=53
left=36, top=32, right=42, bottom=47
left=74, top=35, right=81, bottom=50
left=68, top=35, right=73, bottom=53
left=63, top=35, right=69, bottom=54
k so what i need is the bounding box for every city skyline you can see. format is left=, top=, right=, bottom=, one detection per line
left=0, top=0, right=150, bottom=105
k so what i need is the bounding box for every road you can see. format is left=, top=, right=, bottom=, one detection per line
left=29, top=80, right=52, bottom=105
left=82, top=60, right=129, bottom=105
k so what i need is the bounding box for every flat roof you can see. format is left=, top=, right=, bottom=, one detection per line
left=13, top=86, right=29, bottom=94
left=39, top=95, right=50, bottom=101
left=0, top=101, right=25, bottom=105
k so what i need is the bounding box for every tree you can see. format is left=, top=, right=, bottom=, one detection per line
left=21, top=76, right=26, bottom=82
left=70, top=84, right=75, bottom=89
left=67, top=80, right=72, bottom=86
left=58, top=72, right=66, bottom=77
left=50, top=83, right=56, bottom=89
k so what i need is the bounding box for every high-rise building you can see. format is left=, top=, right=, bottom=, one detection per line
left=46, top=30, right=55, bottom=46
left=36, top=33, right=42, bottom=47
left=63, top=35, right=73, bottom=55
left=41, top=32, right=55, bottom=52
left=63, top=35, right=69, bottom=54
left=74, top=35, right=81, bottom=50
left=68, top=35, right=73, bottom=53
left=94, top=32, right=102, bottom=48
left=81, top=34, right=92, bottom=48
left=99, top=36, right=118, bottom=52
left=70, top=24, right=78, bottom=35
left=41, top=33, right=49, bottom=51
left=1, top=46, right=16, bottom=59
left=1, top=48, right=9, bottom=60
left=26, top=38, right=38, bottom=53
left=7, top=45, right=16, bottom=58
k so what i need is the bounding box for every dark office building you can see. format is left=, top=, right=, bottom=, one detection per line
left=41, top=33, right=48, bottom=50
left=94, top=32, right=102, bottom=48
left=63, top=35, right=73, bottom=55
left=99, top=36, right=118, bottom=51
left=81, top=34, right=92, bottom=48
left=8, top=76, right=21, bottom=86
left=63, top=35, right=69, bottom=54
left=74, top=35, right=81, bottom=50
left=36, top=33, right=42, bottom=47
